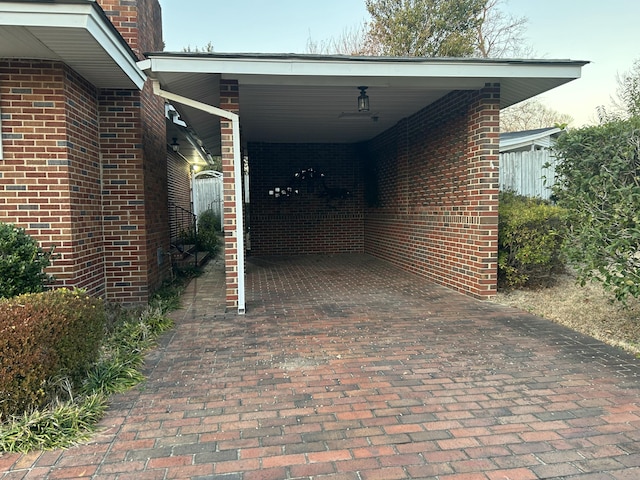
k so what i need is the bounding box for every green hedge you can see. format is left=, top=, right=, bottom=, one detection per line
left=553, top=117, right=640, bottom=302
left=498, top=191, right=567, bottom=289
left=0, top=223, right=53, bottom=298
left=0, top=289, right=105, bottom=418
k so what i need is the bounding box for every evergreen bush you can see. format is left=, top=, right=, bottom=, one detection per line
left=498, top=191, right=567, bottom=289
left=553, top=117, right=640, bottom=302
left=0, top=223, right=53, bottom=298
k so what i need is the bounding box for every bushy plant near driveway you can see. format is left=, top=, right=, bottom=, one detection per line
left=0, top=269, right=198, bottom=453
left=0, top=289, right=105, bottom=419
left=0, top=223, right=53, bottom=298
left=498, top=190, right=567, bottom=289
left=553, top=117, right=640, bottom=302
left=0, top=301, right=174, bottom=453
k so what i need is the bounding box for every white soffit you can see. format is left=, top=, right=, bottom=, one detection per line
left=0, top=1, right=145, bottom=89
left=138, top=53, right=587, bottom=147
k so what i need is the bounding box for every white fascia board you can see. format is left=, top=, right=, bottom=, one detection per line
left=500, top=140, right=536, bottom=152
left=500, top=128, right=562, bottom=150
left=1, top=2, right=145, bottom=89
left=0, top=2, right=82, bottom=24
left=83, top=10, right=146, bottom=89
left=141, top=55, right=584, bottom=83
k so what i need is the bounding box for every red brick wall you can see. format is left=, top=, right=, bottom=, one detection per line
left=98, top=89, right=141, bottom=301
left=167, top=149, right=193, bottom=240
left=141, top=81, right=170, bottom=295
left=62, top=67, right=106, bottom=295
left=0, top=0, right=168, bottom=303
left=364, top=84, right=500, bottom=298
left=97, top=89, right=167, bottom=303
left=99, top=0, right=163, bottom=59
left=167, top=150, right=191, bottom=212
left=97, top=0, right=169, bottom=302
left=0, top=60, right=106, bottom=296
left=248, top=142, right=364, bottom=255
left=220, top=80, right=241, bottom=310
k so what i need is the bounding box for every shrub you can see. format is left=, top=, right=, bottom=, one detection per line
left=198, top=208, right=221, bottom=233
left=0, top=281, right=179, bottom=452
left=553, top=117, right=640, bottom=302
left=498, top=191, right=567, bottom=289
left=0, top=289, right=105, bottom=418
left=0, top=223, right=53, bottom=298
left=196, top=209, right=220, bottom=254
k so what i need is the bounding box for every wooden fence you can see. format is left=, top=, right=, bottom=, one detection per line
left=193, top=170, right=223, bottom=230
left=499, top=150, right=559, bottom=200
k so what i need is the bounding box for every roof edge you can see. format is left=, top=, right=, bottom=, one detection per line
left=0, top=0, right=146, bottom=89
left=144, top=51, right=589, bottom=67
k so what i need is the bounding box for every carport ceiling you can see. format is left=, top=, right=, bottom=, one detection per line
left=139, top=53, right=588, bottom=156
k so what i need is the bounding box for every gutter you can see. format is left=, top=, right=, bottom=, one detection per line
left=151, top=80, right=246, bottom=315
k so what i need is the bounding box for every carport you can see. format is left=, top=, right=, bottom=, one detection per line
left=138, top=53, right=586, bottom=314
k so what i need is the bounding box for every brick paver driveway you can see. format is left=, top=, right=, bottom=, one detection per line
left=2, top=254, right=640, bottom=479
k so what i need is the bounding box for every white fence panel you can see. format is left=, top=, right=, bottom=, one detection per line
left=193, top=171, right=223, bottom=230
left=499, top=150, right=558, bottom=200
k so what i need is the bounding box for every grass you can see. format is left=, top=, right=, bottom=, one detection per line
left=492, top=272, right=640, bottom=356
left=0, top=394, right=107, bottom=453
left=0, top=267, right=199, bottom=453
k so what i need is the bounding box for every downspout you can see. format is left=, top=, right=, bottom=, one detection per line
left=152, top=81, right=246, bottom=314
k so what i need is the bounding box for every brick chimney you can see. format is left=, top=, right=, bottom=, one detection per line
left=97, top=0, right=164, bottom=59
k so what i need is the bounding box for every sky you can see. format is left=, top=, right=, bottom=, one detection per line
left=160, top=0, right=640, bottom=127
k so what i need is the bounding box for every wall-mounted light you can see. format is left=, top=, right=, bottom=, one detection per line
left=170, top=137, right=180, bottom=152
left=357, top=86, right=369, bottom=112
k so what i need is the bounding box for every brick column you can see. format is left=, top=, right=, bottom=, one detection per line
left=464, top=83, right=501, bottom=298
left=219, top=80, right=241, bottom=311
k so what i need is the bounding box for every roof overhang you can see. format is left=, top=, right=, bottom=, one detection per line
left=0, top=0, right=146, bottom=89
left=139, top=53, right=588, bottom=155
left=500, top=127, right=563, bottom=152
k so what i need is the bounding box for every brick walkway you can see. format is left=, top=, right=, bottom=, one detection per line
left=2, top=254, right=640, bottom=479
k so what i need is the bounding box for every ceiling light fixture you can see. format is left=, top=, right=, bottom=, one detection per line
left=357, top=86, right=369, bottom=112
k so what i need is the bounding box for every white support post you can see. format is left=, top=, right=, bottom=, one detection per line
left=152, top=81, right=246, bottom=314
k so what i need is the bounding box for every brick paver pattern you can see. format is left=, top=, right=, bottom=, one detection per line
left=1, top=254, right=640, bottom=479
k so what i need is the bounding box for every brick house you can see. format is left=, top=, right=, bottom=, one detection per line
left=0, top=0, right=169, bottom=304
left=140, top=54, right=586, bottom=314
left=0, top=1, right=586, bottom=312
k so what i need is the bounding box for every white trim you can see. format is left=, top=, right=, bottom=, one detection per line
left=138, top=55, right=586, bottom=110
left=500, top=127, right=562, bottom=152
left=83, top=8, right=146, bottom=89
left=153, top=81, right=246, bottom=315
left=0, top=2, right=145, bottom=89
left=194, top=170, right=223, bottom=179
left=140, top=55, right=585, bottom=84
left=153, top=81, right=237, bottom=121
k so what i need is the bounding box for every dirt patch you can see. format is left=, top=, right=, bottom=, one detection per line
left=492, top=274, right=640, bottom=356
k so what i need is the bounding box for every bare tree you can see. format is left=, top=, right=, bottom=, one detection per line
left=609, top=58, right=640, bottom=119
left=500, top=99, right=573, bottom=132
left=475, top=0, right=530, bottom=58
left=182, top=41, right=215, bottom=53
left=306, top=24, right=375, bottom=55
